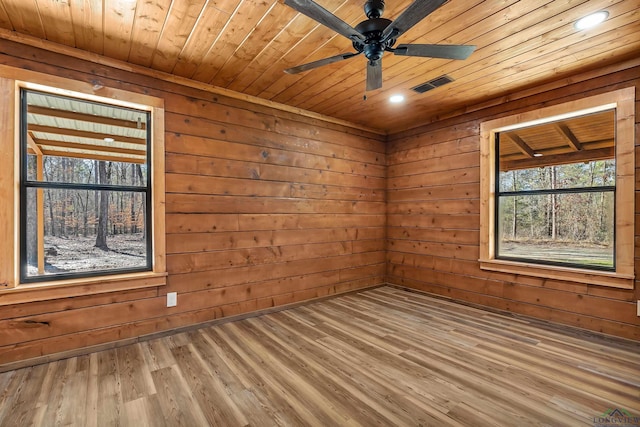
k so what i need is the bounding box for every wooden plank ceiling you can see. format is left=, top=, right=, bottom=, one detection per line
left=0, top=0, right=637, bottom=133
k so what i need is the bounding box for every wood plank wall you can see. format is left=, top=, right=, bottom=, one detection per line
left=0, top=39, right=386, bottom=365
left=386, top=62, right=640, bottom=340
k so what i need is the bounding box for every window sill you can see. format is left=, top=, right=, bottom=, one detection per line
left=479, top=259, right=634, bottom=289
left=0, top=271, right=167, bottom=305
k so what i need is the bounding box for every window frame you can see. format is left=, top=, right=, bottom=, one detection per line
left=19, top=88, right=154, bottom=282
left=479, top=88, right=635, bottom=289
left=0, top=66, right=166, bottom=304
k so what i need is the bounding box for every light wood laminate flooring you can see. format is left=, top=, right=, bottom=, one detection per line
left=1, top=286, right=639, bottom=426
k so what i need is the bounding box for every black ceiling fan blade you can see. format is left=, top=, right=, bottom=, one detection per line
left=394, top=44, right=476, bottom=60
left=284, top=0, right=365, bottom=41
left=285, top=52, right=361, bottom=74
left=382, top=0, right=447, bottom=41
left=366, top=60, right=382, bottom=91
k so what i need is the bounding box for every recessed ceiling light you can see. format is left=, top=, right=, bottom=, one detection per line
left=574, top=11, right=608, bottom=30
left=533, top=153, right=543, bottom=157
left=389, top=95, right=405, bottom=103
left=104, top=137, right=115, bottom=143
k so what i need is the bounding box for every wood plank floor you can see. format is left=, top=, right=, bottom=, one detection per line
left=1, top=286, right=639, bottom=426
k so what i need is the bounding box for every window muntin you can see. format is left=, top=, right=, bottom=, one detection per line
left=20, top=89, right=152, bottom=282
left=495, top=110, right=616, bottom=271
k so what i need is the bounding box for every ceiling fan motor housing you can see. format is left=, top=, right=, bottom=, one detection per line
left=354, top=17, right=395, bottom=61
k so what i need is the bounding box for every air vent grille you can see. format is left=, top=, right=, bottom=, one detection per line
left=412, top=82, right=435, bottom=94
left=430, top=75, right=454, bottom=87
left=412, top=74, right=454, bottom=93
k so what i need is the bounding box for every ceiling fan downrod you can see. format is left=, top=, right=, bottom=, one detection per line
left=364, top=0, right=385, bottom=18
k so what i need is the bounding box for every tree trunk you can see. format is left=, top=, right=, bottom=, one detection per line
left=136, top=165, right=146, bottom=239
left=60, top=158, right=67, bottom=237
left=44, top=158, right=56, bottom=237
left=551, top=166, right=558, bottom=240
left=599, top=162, right=609, bottom=233
left=46, top=189, right=55, bottom=237
left=130, top=165, right=136, bottom=233
left=95, top=161, right=110, bottom=250
left=119, top=190, right=124, bottom=234
left=94, top=160, right=99, bottom=235
left=26, top=158, right=38, bottom=265
left=511, top=171, right=518, bottom=239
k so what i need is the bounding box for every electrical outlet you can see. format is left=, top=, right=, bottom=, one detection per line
left=167, top=292, right=177, bottom=308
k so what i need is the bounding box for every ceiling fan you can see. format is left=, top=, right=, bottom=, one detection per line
left=283, top=0, right=476, bottom=91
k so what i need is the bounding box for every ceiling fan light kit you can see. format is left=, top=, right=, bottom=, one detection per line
left=283, top=0, right=476, bottom=91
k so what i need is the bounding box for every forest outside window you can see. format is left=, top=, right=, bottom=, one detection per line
left=20, top=89, right=152, bottom=282
left=479, top=88, right=635, bottom=289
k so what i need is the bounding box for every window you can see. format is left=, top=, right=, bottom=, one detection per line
left=0, top=68, right=166, bottom=302
left=20, top=89, right=152, bottom=282
left=480, top=88, right=635, bottom=289
left=495, top=110, right=616, bottom=271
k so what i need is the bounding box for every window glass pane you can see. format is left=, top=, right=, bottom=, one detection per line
left=498, top=160, right=615, bottom=192
left=497, top=192, right=614, bottom=269
left=24, top=90, right=148, bottom=185
left=24, top=188, right=148, bottom=279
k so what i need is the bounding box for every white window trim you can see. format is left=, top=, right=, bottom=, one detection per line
left=0, top=65, right=166, bottom=305
left=479, top=87, right=635, bottom=289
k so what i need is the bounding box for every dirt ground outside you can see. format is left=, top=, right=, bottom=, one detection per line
left=499, top=241, right=613, bottom=268
left=28, top=233, right=147, bottom=276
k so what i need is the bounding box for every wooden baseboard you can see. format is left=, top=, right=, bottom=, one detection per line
left=0, top=283, right=384, bottom=373
left=386, top=283, right=640, bottom=346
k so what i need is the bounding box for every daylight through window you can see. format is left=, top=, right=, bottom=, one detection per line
left=495, top=110, right=616, bottom=271
left=20, top=89, right=152, bottom=282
